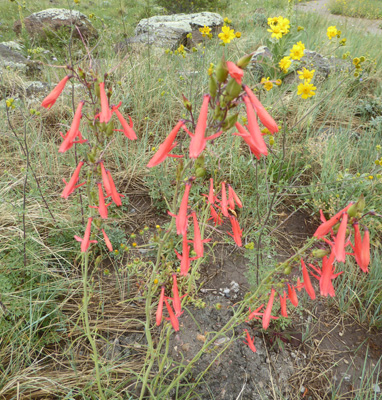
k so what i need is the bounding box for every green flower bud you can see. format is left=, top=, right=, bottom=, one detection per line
left=216, top=56, right=228, bottom=83
left=224, top=79, right=242, bottom=102
left=195, top=167, right=206, bottom=178
left=222, top=113, right=238, bottom=131
left=312, top=249, right=330, bottom=258
left=209, top=75, right=218, bottom=99
left=355, top=194, right=365, bottom=212
left=236, top=53, right=253, bottom=69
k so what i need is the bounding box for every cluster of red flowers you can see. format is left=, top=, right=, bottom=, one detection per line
left=243, top=201, right=371, bottom=353
left=41, top=75, right=137, bottom=252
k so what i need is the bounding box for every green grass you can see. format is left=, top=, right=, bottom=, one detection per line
left=329, top=0, right=382, bottom=19
left=1, top=0, right=382, bottom=397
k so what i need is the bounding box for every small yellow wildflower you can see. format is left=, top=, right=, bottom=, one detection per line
left=207, top=63, right=214, bottom=76
left=340, top=38, right=347, bottom=46
left=154, top=278, right=158, bottom=284
left=376, top=145, right=381, bottom=151
left=368, top=175, right=374, bottom=180
left=327, top=26, right=338, bottom=40
left=186, top=32, right=192, bottom=39
left=297, top=67, right=315, bottom=81
left=269, top=137, right=275, bottom=146
left=224, top=17, right=232, bottom=24
left=290, top=42, right=305, bottom=60
left=235, top=31, right=242, bottom=38
left=297, top=26, right=304, bottom=31
left=297, top=80, right=316, bottom=99
left=353, top=57, right=360, bottom=66
left=132, top=242, right=137, bottom=247
left=261, top=127, right=270, bottom=135
left=279, top=56, right=291, bottom=73
left=199, top=25, right=211, bottom=37
left=275, top=79, right=282, bottom=86
left=261, top=77, right=273, bottom=91
left=218, top=25, right=236, bottom=44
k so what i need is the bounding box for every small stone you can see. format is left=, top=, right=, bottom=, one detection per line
left=300, top=386, right=305, bottom=393
left=373, top=384, right=380, bottom=393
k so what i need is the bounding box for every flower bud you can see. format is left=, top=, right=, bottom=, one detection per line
left=312, top=249, right=330, bottom=258
left=347, top=204, right=357, bottom=218
left=222, top=113, right=238, bottom=131
left=195, top=167, right=206, bottom=178
left=224, top=78, right=242, bottom=102
left=355, top=194, right=365, bottom=213
left=209, top=75, right=218, bottom=99
left=236, top=53, right=253, bottom=69
left=182, top=94, right=192, bottom=112
left=176, top=159, right=184, bottom=180
left=195, top=154, right=205, bottom=169
left=106, top=120, right=114, bottom=137
left=284, top=265, right=292, bottom=275
left=216, top=57, right=228, bottom=83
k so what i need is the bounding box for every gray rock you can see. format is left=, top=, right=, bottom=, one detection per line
left=116, top=12, right=223, bottom=52
left=14, top=8, right=98, bottom=41
left=0, top=41, right=24, bottom=54
left=0, top=44, right=41, bottom=76
left=249, top=46, right=272, bottom=78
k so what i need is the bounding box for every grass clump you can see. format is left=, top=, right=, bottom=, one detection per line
left=329, top=0, right=382, bottom=19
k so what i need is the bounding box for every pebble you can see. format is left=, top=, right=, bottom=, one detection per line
left=373, top=384, right=380, bottom=393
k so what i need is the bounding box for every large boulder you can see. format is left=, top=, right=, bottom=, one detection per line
left=14, top=9, right=98, bottom=41
left=116, top=12, right=223, bottom=52
left=0, top=44, right=41, bottom=76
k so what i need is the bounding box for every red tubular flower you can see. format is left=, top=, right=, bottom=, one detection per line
left=102, top=229, right=113, bottom=252
left=170, top=274, right=184, bottom=317
left=61, top=161, right=85, bottom=199
left=301, top=258, right=316, bottom=300
left=175, top=233, right=196, bottom=276
left=221, top=182, right=229, bottom=217
left=59, top=101, right=84, bottom=153
left=247, top=304, right=264, bottom=321
left=41, top=75, right=71, bottom=109
left=190, top=212, right=211, bottom=259
left=352, top=223, right=370, bottom=273
left=175, top=182, right=192, bottom=235
left=59, top=130, right=87, bottom=151
left=208, top=178, right=215, bottom=204
left=263, top=288, right=275, bottom=330
left=89, top=183, right=111, bottom=219
left=147, top=120, right=184, bottom=168
left=243, top=85, right=279, bottom=134
left=98, top=82, right=112, bottom=123
left=112, top=103, right=137, bottom=140
left=333, top=213, right=348, bottom=263
left=233, top=122, right=262, bottom=159
left=74, top=217, right=97, bottom=253
left=228, top=184, right=243, bottom=209
left=156, top=286, right=165, bottom=326
left=314, top=203, right=353, bottom=238
left=100, top=161, right=112, bottom=196
left=184, top=95, right=222, bottom=159
left=226, top=61, right=244, bottom=85
left=209, top=205, right=223, bottom=226
left=228, top=215, right=243, bottom=247
left=107, top=170, right=124, bottom=206
left=164, top=297, right=179, bottom=332
left=280, top=291, right=288, bottom=317
left=243, top=329, right=257, bottom=353
left=243, top=95, right=268, bottom=157
left=287, top=283, right=298, bottom=307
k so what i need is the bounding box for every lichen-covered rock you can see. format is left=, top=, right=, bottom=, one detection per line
left=249, top=46, right=272, bottom=78
left=0, top=44, right=41, bottom=76
left=0, top=41, right=24, bottom=54
left=14, top=8, right=98, bottom=41
left=116, top=12, right=223, bottom=52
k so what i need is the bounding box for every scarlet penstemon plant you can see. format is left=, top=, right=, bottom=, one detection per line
left=40, top=68, right=137, bottom=399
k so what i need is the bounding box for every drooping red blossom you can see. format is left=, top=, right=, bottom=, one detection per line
left=59, top=101, right=84, bottom=153
left=100, top=161, right=112, bottom=197
left=280, top=291, right=288, bottom=317
left=287, top=283, right=298, bottom=307
left=170, top=274, right=184, bottom=317
left=98, top=82, right=112, bottom=124
left=59, top=130, right=87, bottom=151
left=309, top=251, right=343, bottom=297
left=333, top=213, right=348, bottom=263
left=175, top=232, right=197, bottom=276
left=247, top=304, right=264, bottom=321
left=263, top=288, right=276, bottom=330
left=243, top=95, right=268, bottom=157
left=228, top=215, right=242, bottom=247
left=101, top=229, right=113, bottom=252
left=243, top=85, right=279, bottom=134
left=243, top=329, right=257, bottom=353
left=173, top=182, right=192, bottom=235
left=228, top=184, right=243, bottom=209
left=112, top=102, right=137, bottom=140
left=147, top=120, right=184, bottom=168
left=190, top=212, right=211, bottom=258
left=41, top=75, right=71, bottom=109
left=314, top=203, right=353, bottom=238
left=183, top=95, right=222, bottom=159
left=221, top=182, right=229, bottom=217
left=352, top=223, right=370, bottom=273
left=300, top=258, right=316, bottom=300
left=61, top=161, right=86, bottom=199
left=233, top=122, right=262, bottom=159
left=226, top=61, right=244, bottom=85
left=107, top=170, right=124, bottom=206
left=89, top=183, right=111, bottom=219
left=208, top=178, right=215, bottom=204
left=164, top=297, right=179, bottom=332
left=156, top=286, right=165, bottom=326
left=74, top=217, right=97, bottom=253
left=209, top=205, right=223, bottom=226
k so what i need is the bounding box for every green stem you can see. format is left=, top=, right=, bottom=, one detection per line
left=82, top=251, right=106, bottom=400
